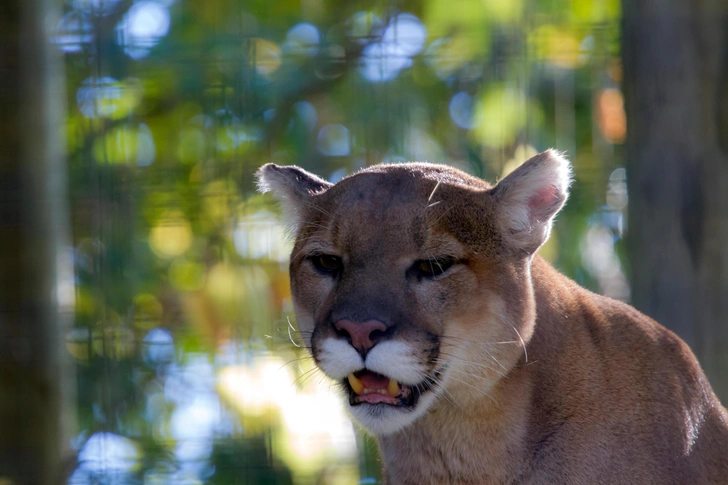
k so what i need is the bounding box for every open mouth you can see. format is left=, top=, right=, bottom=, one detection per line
left=344, top=370, right=421, bottom=408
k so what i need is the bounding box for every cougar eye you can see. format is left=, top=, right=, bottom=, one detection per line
left=411, top=258, right=455, bottom=279
left=310, top=254, right=343, bottom=275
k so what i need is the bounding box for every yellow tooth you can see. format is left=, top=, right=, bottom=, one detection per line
left=348, top=374, right=364, bottom=395
left=387, top=379, right=400, bottom=397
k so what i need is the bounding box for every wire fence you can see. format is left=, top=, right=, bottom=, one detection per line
left=56, top=1, right=623, bottom=483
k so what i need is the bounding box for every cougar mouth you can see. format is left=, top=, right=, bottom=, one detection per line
left=343, top=370, right=428, bottom=408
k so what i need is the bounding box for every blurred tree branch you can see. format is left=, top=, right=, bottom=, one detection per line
left=623, top=0, right=728, bottom=402
left=0, top=0, right=76, bottom=483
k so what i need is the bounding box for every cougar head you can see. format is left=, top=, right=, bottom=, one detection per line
left=257, top=150, right=570, bottom=435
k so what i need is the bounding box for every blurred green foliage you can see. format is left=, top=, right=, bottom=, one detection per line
left=59, top=0, right=623, bottom=483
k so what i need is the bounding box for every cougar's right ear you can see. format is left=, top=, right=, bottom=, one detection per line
left=256, top=164, right=332, bottom=226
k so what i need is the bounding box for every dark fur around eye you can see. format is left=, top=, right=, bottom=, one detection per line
left=309, top=254, right=343, bottom=276
left=410, top=257, right=457, bottom=279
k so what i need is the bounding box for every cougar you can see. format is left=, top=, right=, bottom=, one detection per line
left=257, top=150, right=728, bottom=484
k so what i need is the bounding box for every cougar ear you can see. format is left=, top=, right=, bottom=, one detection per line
left=490, top=149, right=572, bottom=255
left=256, top=164, right=332, bottom=226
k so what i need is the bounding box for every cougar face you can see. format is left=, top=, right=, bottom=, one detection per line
left=258, top=152, right=570, bottom=435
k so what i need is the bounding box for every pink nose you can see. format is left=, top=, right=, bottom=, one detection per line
left=334, top=319, right=388, bottom=353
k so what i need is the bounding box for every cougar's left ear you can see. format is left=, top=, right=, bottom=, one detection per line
left=490, top=149, right=572, bottom=255
left=256, top=164, right=333, bottom=226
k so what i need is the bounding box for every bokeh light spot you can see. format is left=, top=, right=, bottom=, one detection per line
left=77, top=77, right=143, bottom=119
left=483, top=0, right=523, bottom=23
left=133, top=293, right=163, bottom=329
left=204, top=263, right=253, bottom=306
left=359, top=42, right=411, bottom=82
left=249, top=38, right=282, bottom=76
left=329, top=168, right=347, bottom=183
left=530, top=25, right=584, bottom=69
left=143, top=328, right=175, bottom=366
left=72, top=0, right=121, bottom=16
left=358, top=13, right=423, bottom=82
left=346, top=11, right=383, bottom=42
left=218, top=356, right=358, bottom=474
left=294, top=101, right=318, bottom=131
left=381, top=13, right=426, bottom=57
left=91, top=326, right=135, bottom=359
left=149, top=212, right=193, bottom=258
left=449, top=92, right=478, bottom=129
left=424, top=38, right=471, bottom=80
left=202, top=179, right=239, bottom=226
left=472, top=86, right=529, bottom=148
left=598, top=88, right=626, bottom=144
left=77, top=432, right=141, bottom=472
left=581, top=222, right=630, bottom=301
left=66, top=327, right=91, bottom=361
left=283, top=23, right=321, bottom=58
left=116, top=1, right=171, bottom=59
left=52, top=11, right=94, bottom=53
left=234, top=211, right=291, bottom=262
left=317, top=124, right=350, bottom=156
left=607, top=167, right=628, bottom=211
left=92, top=123, right=156, bottom=166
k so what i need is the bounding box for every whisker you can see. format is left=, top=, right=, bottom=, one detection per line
left=439, top=373, right=497, bottom=404
left=428, top=179, right=441, bottom=202
left=315, top=372, right=329, bottom=387
left=483, top=348, right=508, bottom=372
left=437, top=353, right=508, bottom=379
left=277, top=355, right=314, bottom=371
left=297, top=367, right=324, bottom=388
left=290, top=245, right=313, bottom=263
left=425, top=255, right=447, bottom=275
left=291, top=366, right=320, bottom=387
left=437, top=340, right=469, bottom=353
left=510, top=325, right=528, bottom=363
left=424, top=373, right=464, bottom=411
left=300, top=221, right=331, bottom=230
left=443, top=365, right=506, bottom=382
left=441, top=388, right=464, bottom=411
left=262, top=334, right=314, bottom=348
left=436, top=389, right=463, bottom=411
left=287, top=317, right=302, bottom=347
left=440, top=335, right=521, bottom=346
left=435, top=355, right=496, bottom=373
left=292, top=233, right=326, bottom=245
left=428, top=205, right=455, bottom=228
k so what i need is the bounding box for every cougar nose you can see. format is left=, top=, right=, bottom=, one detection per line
left=334, top=319, right=388, bottom=354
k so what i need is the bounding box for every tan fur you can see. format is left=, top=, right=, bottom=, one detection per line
left=257, top=151, right=728, bottom=484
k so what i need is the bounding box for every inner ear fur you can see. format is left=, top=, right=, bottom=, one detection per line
left=256, top=164, right=332, bottom=226
left=490, top=149, right=572, bottom=255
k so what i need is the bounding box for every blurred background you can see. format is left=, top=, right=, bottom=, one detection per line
left=1, top=0, right=727, bottom=484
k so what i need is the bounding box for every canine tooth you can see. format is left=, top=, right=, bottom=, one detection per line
left=348, top=374, right=364, bottom=395
left=387, top=379, right=399, bottom=397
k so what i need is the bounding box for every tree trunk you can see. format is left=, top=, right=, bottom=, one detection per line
left=623, top=0, right=728, bottom=403
left=0, top=0, right=75, bottom=483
